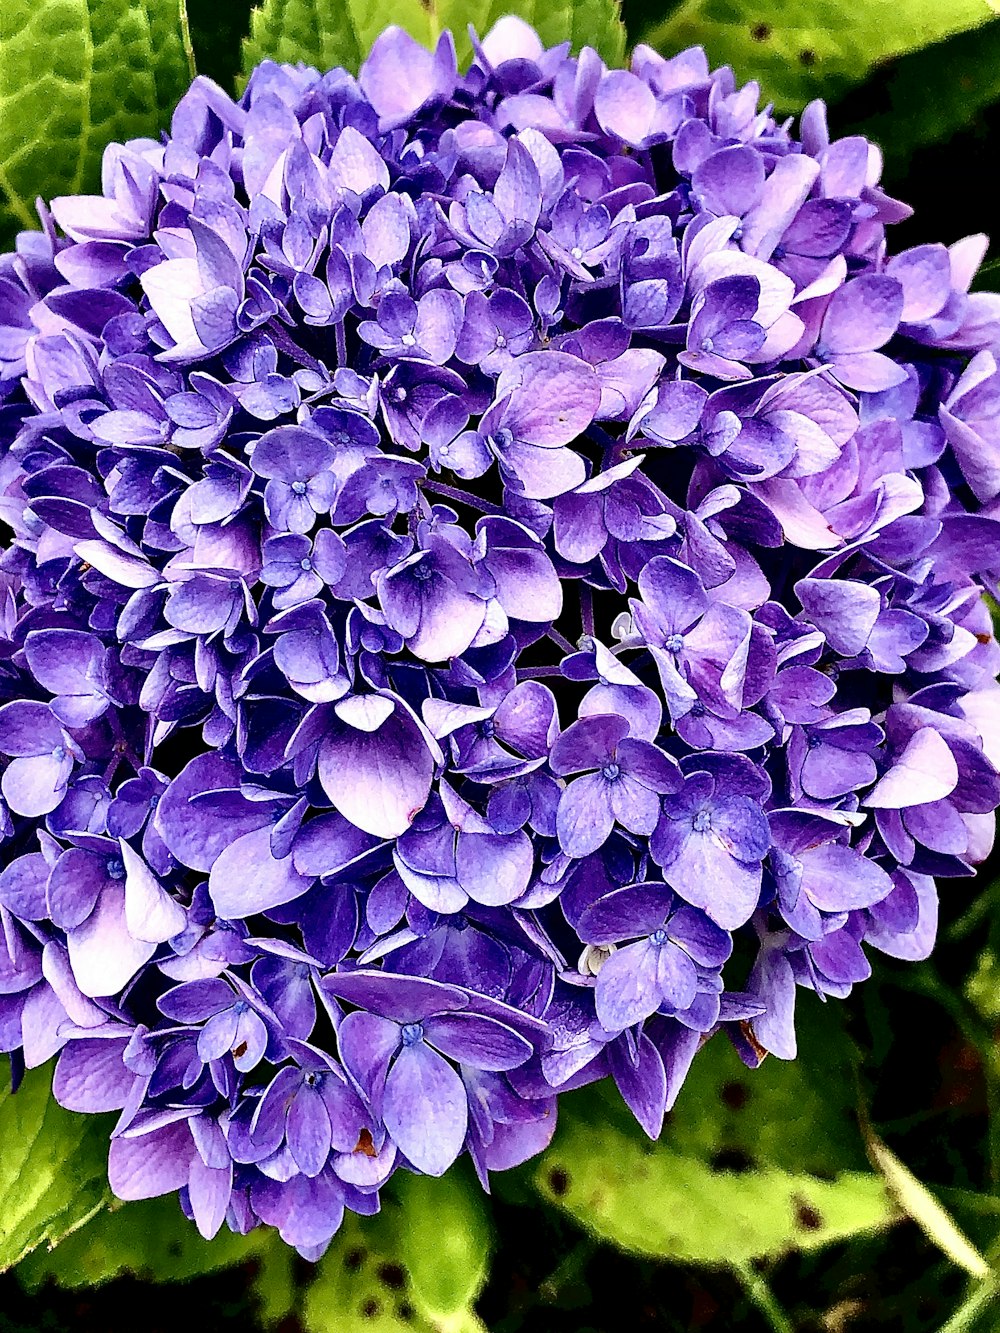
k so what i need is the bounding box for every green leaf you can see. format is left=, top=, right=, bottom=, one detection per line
left=974, top=259, right=1000, bottom=294
left=966, top=943, right=1000, bottom=1021
left=304, top=1171, right=492, bottom=1333
left=535, top=1082, right=894, bottom=1265
left=0, top=0, right=194, bottom=241
left=937, top=1270, right=1000, bottom=1333
left=17, top=1193, right=297, bottom=1325
left=392, top=1169, right=491, bottom=1323
left=0, top=1065, right=114, bottom=1271
left=17, top=1195, right=268, bottom=1288
left=841, top=21, right=1000, bottom=169
left=638, top=1, right=999, bottom=114
left=863, top=1124, right=992, bottom=1280
left=533, top=998, right=896, bottom=1265
left=664, top=998, right=872, bottom=1176
left=241, top=0, right=625, bottom=81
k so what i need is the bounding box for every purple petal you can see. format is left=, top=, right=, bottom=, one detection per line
left=423, top=1011, right=533, bottom=1071
left=594, top=940, right=661, bottom=1030
left=155, top=754, right=278, bottom=873
left=578, top=881, right=673, bottom=944
left=287, top=1084, right=333, bottom=1178
left=820, top=275, right=903, bottom=355
left=2, top=751, right=74, bottom=818
left=556, top=773, right=616, bottom=857
left=866, top=728, right=959, bottom=809
left=209, top=826, right=313, bottom=917
left=550, top=714, right=629, bottom=775
left=67, top=888, right=156, bottom=998
left=121, top=841, right=186, bottom=943
left=188, top=1156, right=232, bottom=1240
left=383, top=1040, right=468, bottom=1176
left=503, top=352, right=601, bottom=447
left=609, top=1032, right=667, bottom=1138
left=53, top=1037, right=135, bottom=1112
left=456, top=830, right=533, bottom=905
left=802, top=843, right=893, bottom=911
left=318, top=701, right=437, bottom=839
left=109, top=1120, right=195, bottom=1201
left=0, top=854, right=49, bottom=922
left=655, top=826, right=762, bottom=930
left=796, top=578, right=881, bottom=656
left=608, top=773, right=661, bottom=835
left=359, top=26, right=453, bottom=129
left=594, top=71, right=655, bottom=145
left=323, top=969, right=467, bottom=1022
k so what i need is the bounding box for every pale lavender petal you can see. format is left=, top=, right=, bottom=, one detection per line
left=383, top=1041, right=468, bottom=1176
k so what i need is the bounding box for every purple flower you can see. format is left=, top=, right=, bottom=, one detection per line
left=359, top=289, right=464, bottom=365
left=473, top=351, right=601, bottom=499
left=0, top=18, right=998, bottom=1258
left=651, top=767, right=771, bottom=929
left=550, top=714, right=681, bottom=857
left=0, top=702, right=82, bottom=817
left=260, top=530, right=347, bottom=609
left=577, top=880, right=731, bottom=1030
left=768, top=811, right=894, bottom=939
left=456, top=289, right=535, bottom=372
left=325, top=970, right=536, bottom=1175
left=250, top=425, right=337, bottom=534
left=679, top=276, right=766, bottom=381
left=377, top=533, right=489, bottom=662
left=631, top=556, right=756, bottom=723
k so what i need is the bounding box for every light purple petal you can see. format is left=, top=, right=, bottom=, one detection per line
left=423, top=1011, right=533, bottom=1071
left=556, top=773, right=616, bottom=857
left=383, top=1041, right=468, bottom=1176
left=209, top=826, right=313, bottom=917
left=866, top=728, right=959, bottom=809
left=109, top=1120, right=195, bottom=1201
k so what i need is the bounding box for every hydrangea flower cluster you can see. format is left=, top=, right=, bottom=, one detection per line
left=1, top=18, right=1000, bottom=1255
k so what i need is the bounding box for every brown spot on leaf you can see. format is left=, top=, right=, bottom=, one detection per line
left=794, top=1197, right=824, bottom=1230
left=361, top=1297, right=381, bottom=1318
left=344, top=1247, right=367, bottom=1272
left=751, top=23, right=771, bottom=40
left=799, top=48, right=817, bottom=66
left=377, top=1262, right=407, bottom=1290
left=721, top=1080, right=750, bottom=1111
left=710, top=1147, right=756, bottom=1174
left=548, top=1165, right=571, bottom=1196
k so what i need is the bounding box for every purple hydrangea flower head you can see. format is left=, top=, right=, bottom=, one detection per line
left=0, top=20, right=999, bottom=1255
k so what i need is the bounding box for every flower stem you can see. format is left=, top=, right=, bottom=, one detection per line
left=937, top=1270, right=1000, bottom=1333
left=423, top=480, right=505, bottom=515
left=733, top=1262, right=795, bottom=1333
left=580, top=583, right=594, bottom=638
left=548, top=627, right=577, bottom=655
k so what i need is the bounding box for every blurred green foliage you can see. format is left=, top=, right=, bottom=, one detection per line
left=636, top=0, right=997, bottom=113
left=240, top=0, right=625, bottom=85
left=0, top=1066, right=112, bottom=1271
